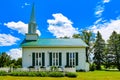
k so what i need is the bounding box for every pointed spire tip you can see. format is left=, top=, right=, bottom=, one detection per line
left=30, top=3, right=36, bottom=23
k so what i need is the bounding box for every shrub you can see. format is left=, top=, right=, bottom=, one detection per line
left=10, top=71, right=48, bottom=77
left=48, top=72, right=64, bottom=77
left=37, top=72, right=48, bottom=77
left=27, top=72, right=36, bottom=77
left=0, top=71, right=7, bottom=76
left=50, top=66, right=59, bottom=71
left=10, top=71, right=28, bottom=76
left=65, top=72, right=77, bottom=78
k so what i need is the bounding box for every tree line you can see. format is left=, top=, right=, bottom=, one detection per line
left=72, top=30, right=120, bottom=71
left=0, top=52, right=22, bottom=68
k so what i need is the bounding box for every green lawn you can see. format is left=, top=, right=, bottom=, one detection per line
left=0, top=71, right=120, bottom=80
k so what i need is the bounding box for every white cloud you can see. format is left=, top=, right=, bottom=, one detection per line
left=92, top=0, right=113, bottom=41
left=47, top=13, right=79, bottom=38
left=95, top=0, right=110, bottom=18
left=0, top=34, right=20, bottom=46
left=36, top=30, right=41, bottom=36
left=90, top=19, right=120, bottom=41
left=103, top=0, right=110, bottom=3
left=95, top=5, right=104, bottom=18
left=4, top=21, right=28, bottom=34
left=4, top=21, right=41, bottom=36
left=7, top=48, right=22, bottom=60
left=94, top=18, right=103, bottom=24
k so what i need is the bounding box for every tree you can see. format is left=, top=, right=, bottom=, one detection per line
left=107, top=31, right=120, bottom=70
left=0, top=52, right=11, bottom=67
left=16, top=58, right=22, bottom=67
left=107, top=31, right=118, bottom=54
left=72, top=34, right=81, bottom=38
left=10, top=58, right=22, bottom=68
left=93, top=31, right=105, bottom=70
left=81, top=30, right=94, bottom=62
left=81, top=30, right=93, bottom=46
left=72, top=30, right=94, bottom=63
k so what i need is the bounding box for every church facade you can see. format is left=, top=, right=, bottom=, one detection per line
left=21, top=4, right=89, bottom=71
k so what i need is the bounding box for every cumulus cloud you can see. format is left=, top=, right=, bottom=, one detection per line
left=0, top=34, right=20, bottom=46
left=4, top=21, right=41, bottom=36
left=7, top=48, right=22, bottom=60
left=4, top=21, right=28, bottom=34
left=36, top=30, right=41, bottom=36
left=47, top=13, right=79, bottom=38
left=90, top=19, right=120, bottom=41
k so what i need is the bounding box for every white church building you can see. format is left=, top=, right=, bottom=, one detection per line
left=21, top=4, right=89, bottom=71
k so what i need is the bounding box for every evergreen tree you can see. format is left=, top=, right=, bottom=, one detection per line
left=93, top=31, right=105, bottom=70
left=107, top=31, right=120, bottom=70
left=107, top=31, right=118, bottom=54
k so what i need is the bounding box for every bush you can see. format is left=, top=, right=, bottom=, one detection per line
left=11, top=71, right=64, bottom=77
left=10, top=71, right=77, bottom=77
left=50, top=66, right=59, bottom=71
left=65, top=72, right=77, bottom=78
left=10, top=71, right=48, bottom=77
left=10, top=71, right=28, bottom=76
left=27, top=72, right=36, bottom=77
left=37, top=72, right=48, bottom=77
left=0, top=71, right=7, bottom=76
left=48, top=72, right=64, bottom=77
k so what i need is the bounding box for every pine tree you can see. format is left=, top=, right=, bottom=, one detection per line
left=93, top=31, right=105, bottom=70
left=107, top=31, right=120, bottom=70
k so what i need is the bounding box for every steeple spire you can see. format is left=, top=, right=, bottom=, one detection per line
left=30, top=3, right=36, bottom=23
left=28, top=3, right=37, bottom=34
left=26, top=3, right=38, bottom=41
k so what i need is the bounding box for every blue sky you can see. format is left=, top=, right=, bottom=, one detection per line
left=0, top=0, right=120, bottom=59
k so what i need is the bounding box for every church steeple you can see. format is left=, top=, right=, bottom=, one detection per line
left=26, top=3, right=38, bottom=41
left=28, top=3, right=37, bottom=34
left=30, top=3, right=36, bottom=23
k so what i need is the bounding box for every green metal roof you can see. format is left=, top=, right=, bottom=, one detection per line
left=21, top=38, right=88, bottom=47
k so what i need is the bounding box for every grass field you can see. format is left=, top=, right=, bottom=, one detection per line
left=0, top=71, right=120, bottom=80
